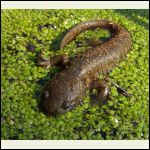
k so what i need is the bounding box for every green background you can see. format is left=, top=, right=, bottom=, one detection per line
left=1, top=9, right=149, bottom=140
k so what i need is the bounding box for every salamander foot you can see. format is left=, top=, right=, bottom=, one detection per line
left=37, top=51, right=69, bottom=70
left=104, top=77, right=131, bottom=97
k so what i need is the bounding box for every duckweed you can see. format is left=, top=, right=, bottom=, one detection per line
left=1, top=9, right=149, bottom=140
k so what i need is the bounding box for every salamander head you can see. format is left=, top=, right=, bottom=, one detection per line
left=39, top=87, right=77, bottom=116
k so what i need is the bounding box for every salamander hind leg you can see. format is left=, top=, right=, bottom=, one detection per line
left=89, top=79, right=110, bottom=106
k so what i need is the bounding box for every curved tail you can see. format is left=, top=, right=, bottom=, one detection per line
left=60, top=20, right=129, bottom=49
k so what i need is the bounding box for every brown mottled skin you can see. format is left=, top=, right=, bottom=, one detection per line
left=39, top=20, right=132, bottom=116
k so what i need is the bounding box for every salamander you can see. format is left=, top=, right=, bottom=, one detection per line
left=37, top=20, right=132, bottom=116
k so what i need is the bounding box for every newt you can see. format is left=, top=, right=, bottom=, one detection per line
left=37, top=20, right=132, bottom=116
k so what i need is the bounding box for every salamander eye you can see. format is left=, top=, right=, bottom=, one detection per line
left=62, top=101, right=70, bottom=110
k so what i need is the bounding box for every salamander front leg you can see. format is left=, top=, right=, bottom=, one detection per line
left=37, top=53, right=51, bottom=69
left=37, top=51, right=69, bottom=70
left=89, top=79, right=110, bottom=106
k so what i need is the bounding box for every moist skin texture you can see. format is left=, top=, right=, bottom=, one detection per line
left=39, top=20, right=132, bottom=116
